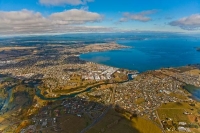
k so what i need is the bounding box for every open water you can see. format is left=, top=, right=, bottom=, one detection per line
left=80, top=37, right=200, bottom=72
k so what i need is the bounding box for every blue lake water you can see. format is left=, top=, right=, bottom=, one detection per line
left=80, top=37, right=200, bottom=72
left=184, top=85, right=200, bottom=101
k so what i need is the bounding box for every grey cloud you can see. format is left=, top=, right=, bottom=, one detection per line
left=120, top=10, right=158, bottom=22
left=0, top=9, right=112, bottom=35
left=39, top=0, right=93, bottom=6
left=169, top=14, right=200, bottom=30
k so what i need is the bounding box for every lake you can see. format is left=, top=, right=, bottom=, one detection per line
left=80, top=37, right=200, bottom=72
left=184, top=85, right=200, bottom=101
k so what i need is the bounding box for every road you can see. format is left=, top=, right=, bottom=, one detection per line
left=80, top=84, right=117, bottom=133
left=155, top=111, right=166, bottom=133
left=80, top=105, right=111, bottom=133
left=110, top=86, right=116, bottom=105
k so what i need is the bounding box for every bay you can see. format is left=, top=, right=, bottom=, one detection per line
left=80, top=37, right=200, bottom=72
left=184, top=85, right=200, bottom=101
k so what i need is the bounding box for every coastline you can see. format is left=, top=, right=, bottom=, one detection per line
left=34, top=42, right=134, bottom=99
left=80, top=39, right=200, bottom=73
left=0, top=40, right=200, bottom=133
left=184, top=84, right=200, bottom=101
left=1, top=41, right=199, bottom=101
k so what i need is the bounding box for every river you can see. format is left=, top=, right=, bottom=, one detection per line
left=35, top=74, right=134, bottom=101
left=0, top=74, right=15, bottom=113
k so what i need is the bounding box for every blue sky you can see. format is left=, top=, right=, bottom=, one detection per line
left=0, top=0, right=200, bottom=35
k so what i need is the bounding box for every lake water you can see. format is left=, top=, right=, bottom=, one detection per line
left=80, top=37, right=200, bottom=72
left=184, top=85, right=200, bottom=101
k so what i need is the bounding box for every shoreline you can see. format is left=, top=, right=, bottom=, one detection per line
left=183, top=84, right=200, bottom=101
left=1, top=42, right=200, bottom=102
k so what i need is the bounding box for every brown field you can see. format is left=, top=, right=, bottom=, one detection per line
left=87, top=109, right=140, bottom=133
left=83, top=43, right=128, bottom=51
left=175, top=66, right=195, bottom=73
left=157, top=108, right=189, bottom=123
left=157, top=102, right=200, bottom=132
left=0, top=47, right=36, bottom=51
left=185, top=69, right=200, bottom=76
left=131, top=117, right=162, bottom=133
left=87, top=109, right=162, bottom=133
left=157, top=102, right=192, bottom=123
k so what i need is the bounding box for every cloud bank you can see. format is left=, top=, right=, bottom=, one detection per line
left=120, top=10, right=157, bottom=22
left=169, top=14, right=200, bottom=30
left=39, top=0, right=93, bottom=6
left=0, top=9, right=112, bottom=35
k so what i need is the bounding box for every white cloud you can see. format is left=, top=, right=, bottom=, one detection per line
left=50, top=9, right=102, bottom=24
left=39, top=0, right=93, bottom=6
left=120, top=10, right=157, bottom=22
left=169, top=14, right=200, bottom=30
left=0, top=9, right=110, bottom=35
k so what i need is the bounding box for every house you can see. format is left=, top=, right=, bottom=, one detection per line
left=179, top=122, right=187, bottom=126
left=178, top=127, right=186, bottom=132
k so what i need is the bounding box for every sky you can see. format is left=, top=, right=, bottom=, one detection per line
left=0, top=0, right=200, bottom=35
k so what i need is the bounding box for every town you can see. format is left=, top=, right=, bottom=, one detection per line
left=0, top=43, right=199, bottom=133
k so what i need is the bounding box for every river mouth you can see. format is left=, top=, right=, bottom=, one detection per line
left=184, top=85, right=200, bottom=101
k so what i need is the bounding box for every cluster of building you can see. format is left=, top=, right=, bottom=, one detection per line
left=173, top=72, right=200, bottom=87
left=161, top=119, right=192, bottom=132
left=62, top=98, right=106, bottom=119
left=78, top=87, right=112, bottom=104
left=82, top=66, right=119, bottom=81
left=1, top=43, right=200, bottom=132
left=21, top=98, right=106, bottom=133
left=0, top=43, right=127, bottom=91
left=80, top=68, right=200, bottom=122
left=113, top=74, right=185, bottom=118
left=0, top=55, right=120, bottom=92
left=0, top=60, right=16, bottom=66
